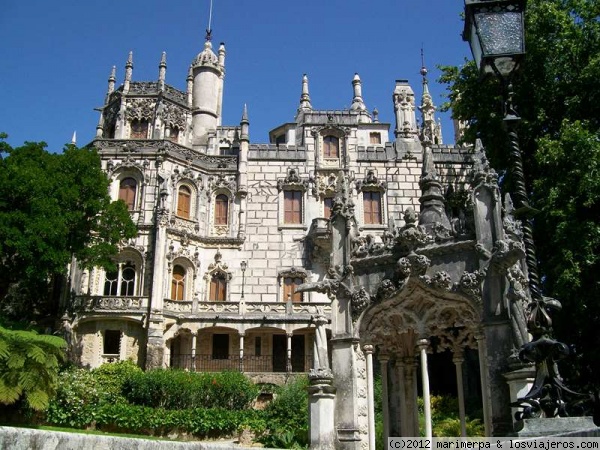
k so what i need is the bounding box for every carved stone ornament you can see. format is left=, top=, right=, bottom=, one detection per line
left=208, top=174, right=237, bottom=194
left=469, top=139, right=499, bottom=190
left=351, top=287, right=371, bottom=321
left=502, top=193, right=524, bottom=240
left=161, top=102, right=186, bottom=129
left=166, top=241, right=199, bottom=268
left=420, top=271, right=453, bottom=291
left=490, top=239, right=526, bottom=273
left=355, top=169, right=387, bottom=192
left=106, top=155, right=148, bottom=181
left=204, top=250, right=232, bottom=281
left=277, top=167, right=309, bottom=192
left=457, top=270, right=486, bottom=303
left=312, top=172, right=338, bottom=197
left=125, top=98, right=155, bottom=121
left=278, top=267, right=308, bottom=279
left=396, top=208, right=434, bottom=252
left=377, top=279, right=397, bottom=301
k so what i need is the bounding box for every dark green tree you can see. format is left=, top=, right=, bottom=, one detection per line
left=440, top=0, right=600, bottom=389
left=0, top=134, right=137, bottom=323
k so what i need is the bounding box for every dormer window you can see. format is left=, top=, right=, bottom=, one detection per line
left=131, top=119, right=149, bottom=139
left=323, top=136, right=339, bottom=158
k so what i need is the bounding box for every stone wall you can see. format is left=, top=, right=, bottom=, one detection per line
left=0, top=426, right=264, bottom=450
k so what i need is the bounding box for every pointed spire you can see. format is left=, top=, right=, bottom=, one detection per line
left=418, top=145, right=452, bottom=235
left=350, top=73, right=366, bottom=111
left=123, top=51, right=133, bottom=93
left=105, top=65, right=116, bottom=104
left=218, top=42, right=226, bottom=68
left=186, top=64, right=193, bottom=107
left=71, top=131, right=77, bottom=146
left=418, top=48, right=441, bottom=144
left=298, top=74, right=312, bottom=112
left=158, top=51, right=167, bottom=91
left=240, top=104, right=249, bottom=142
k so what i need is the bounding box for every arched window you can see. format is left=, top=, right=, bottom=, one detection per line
left=283, top=277, right=303, bottom=303
left=209, top=272, right=227, bottom=301
left=103, top=262, right=137, bottom=296
left=120, top=263, right=136, bottom=295
left=284, top=190, right=303, bottom=224
left=171, top=265, right=186, bottom=300
left=119, top=178, right=137, bottom=211
left=215, top=194, right=229, bottom=225
left=131, top=119, right=149, bottom=139
left=363, top=191, right=382, bottom=225
left=177, top=186, right=192, bottom=219
left=323, top=136, right=339, bottom=158
left=169, top=127, right=179, bottom=143
left=104, top=270, right=118, bottom=296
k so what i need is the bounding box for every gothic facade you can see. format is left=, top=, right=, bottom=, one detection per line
left=63, top=34, right=531, bottom=443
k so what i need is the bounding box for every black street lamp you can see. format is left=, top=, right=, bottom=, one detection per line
left=463, top=0, right=591, bottom=420
left=240, top=261, right=247, bottom=300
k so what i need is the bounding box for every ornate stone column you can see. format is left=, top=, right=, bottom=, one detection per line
left=453, top=352, right=467, bottom=437
left=239, top=332, right=245, bottom=372
left=286, top=332, right=293, bottom=373
left=191, top=332, right=197, bottom=371
left=308, top=316, right=336, bottom=450
left=476, top=333, right=492, bottom=437
left=417, top=339, right=432, bottom=438
left=379, top=354, right=390, bottom=442
left=364, top=344, right=376, bottom=450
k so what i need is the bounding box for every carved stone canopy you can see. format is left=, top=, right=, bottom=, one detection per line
left=358, top=278, right=480, bottom=356
left=277, top=167, right=309, bottom=192
left=204, top=249, right=232, bottom=281
left=355, top=169, right=387, bottom=192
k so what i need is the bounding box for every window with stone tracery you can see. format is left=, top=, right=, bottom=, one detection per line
left=103, top=262, right=136, bottom=296
left=171, top=265, right=186, bottom=300
left=130, top=119, right=149, bottom=139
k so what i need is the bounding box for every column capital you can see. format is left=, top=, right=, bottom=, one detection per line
left=378, top=353, right=390, bottom=363
left=417, top=338, right=430, bottom=350
left=239, top=332, right=246, bottom=338
left=363, top=344, right=374, bottom=354
left=452, top=354, right=464, bottom=365
left=286, top=332, right=293, bottom=338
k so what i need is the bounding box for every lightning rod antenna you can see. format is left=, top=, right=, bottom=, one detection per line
left=206, top=0, right=214, bottom=41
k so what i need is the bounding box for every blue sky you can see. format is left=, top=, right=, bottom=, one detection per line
left=0, top=1, right=470, bottom=152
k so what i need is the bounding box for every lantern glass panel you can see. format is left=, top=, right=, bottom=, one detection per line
left=475, top=11, right=523, bottom=57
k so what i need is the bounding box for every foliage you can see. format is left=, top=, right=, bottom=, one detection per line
left=259, top=376, right=309, bottom=449
left=0, top=323, right=66, bottom=411
left=122, top=369, right=259, bottom=410
left=418, top=395, right=484, bottom=438
left=439, top=0, right=600, bottom=389
left=0, top=135, right=137, bottom=322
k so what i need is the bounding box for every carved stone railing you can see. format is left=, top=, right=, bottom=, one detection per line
left=196, top=301, right=240, bottom=314
left=291, top=303, right=332, bottom=315
left=245, top=302, right=288, bottom=315
left=163, top=299, right=193, bottom=313
left=74, top=296, right=148, bottom=312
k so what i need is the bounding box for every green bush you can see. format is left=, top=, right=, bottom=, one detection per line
left=94, top=403, right=264, bottom=437
left=122, top=369, right=259, bottom=410
left=259, top=376, right=309, bottom=449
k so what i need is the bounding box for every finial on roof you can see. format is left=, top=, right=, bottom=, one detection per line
left=351, top=73, right=367, bottom=112
left=298, top=74, right=312, bottom=112
left=158, top=52, right=167, bottom=89
left=71, top=131, right=77, bottom=146
left=206, top=0, right=214, bottom=41
left=373, top=107, right=379, bottom=123
left=240, top=103, right=250, bottom=142
left=106, top=65, right=116, bottom=102
left=124, top=51, right=133, bottom=93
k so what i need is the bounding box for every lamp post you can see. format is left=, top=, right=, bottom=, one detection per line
left=240, top=260, right=247, bottom=300
left=463, top=0, right=588, bottom=419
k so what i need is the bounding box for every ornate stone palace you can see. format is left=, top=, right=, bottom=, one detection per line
left=63, top=33, right=532, bottom=443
